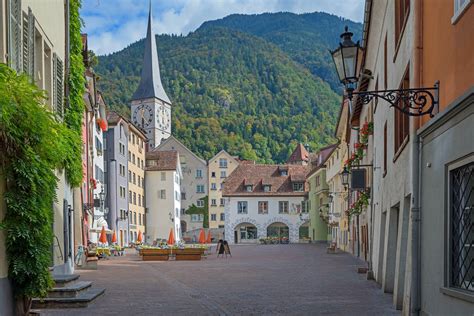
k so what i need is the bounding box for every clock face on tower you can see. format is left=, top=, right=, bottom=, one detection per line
left=156, top=105, right=171, bottom=131
left=133, top=105, right=153, bottom=128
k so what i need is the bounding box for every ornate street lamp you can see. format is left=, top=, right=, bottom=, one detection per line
left=330, top=26, right=363, bottom=89
left=330, top=27, right=439, bottom=117
left=340, top=166, right=350, bottom=189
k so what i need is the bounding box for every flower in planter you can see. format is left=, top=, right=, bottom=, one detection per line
left=96, top=118, right=107, bottom=132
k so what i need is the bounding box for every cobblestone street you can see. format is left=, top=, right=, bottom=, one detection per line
left=39, top=244, right=399, bottom=315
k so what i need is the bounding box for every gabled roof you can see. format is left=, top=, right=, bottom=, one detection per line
left=106, top=111, right=146, bottom=139
left=223, top=164, right=310, bottom=197
left=156, top=136, right=206, bottom=165
left=307, top=144, right=339, bottom=178
left=287, top=143, right=309, bottom=164
left=146, top=150, right=178, bottom=171
left=131, top=4, right=171, bottom=104
left=208, top=149, right=240, bottom=164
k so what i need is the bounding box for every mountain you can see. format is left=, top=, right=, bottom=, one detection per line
left=200, top=12, right=362, bottom=92
left=95, top=12, right=362, bottom=163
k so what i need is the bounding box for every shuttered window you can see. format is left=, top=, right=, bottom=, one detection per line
left=53, top=53, right=64, bottom=117
left=22, top=7, right=35, bottom=78
left=394, top=66, right=410, bottom=154
left=8, top=0, right=22, bottom=73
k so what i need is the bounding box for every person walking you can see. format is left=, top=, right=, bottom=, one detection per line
left=223, top=240, right=232, bottom=258
left=216, top=239, right=225, bottom=258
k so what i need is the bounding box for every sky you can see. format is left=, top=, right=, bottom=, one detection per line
left=81, top=0, right=365, bottom=56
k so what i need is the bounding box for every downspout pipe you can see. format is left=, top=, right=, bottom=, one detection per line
left=411, top=0, right=423, bottom=314
left=410, top=133, right=422, bottom=316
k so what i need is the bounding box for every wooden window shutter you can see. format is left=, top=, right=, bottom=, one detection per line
left=53, top=53, right=64, bottom=117
left=22, top=7, right=35, bottom=77
left=8, top=0, right=22, bottom=73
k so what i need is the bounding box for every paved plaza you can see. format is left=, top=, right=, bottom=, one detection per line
left=40, top=244, right=400, bottom=315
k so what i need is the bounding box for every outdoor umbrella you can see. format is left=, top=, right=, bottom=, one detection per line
left=198, top=228, right=206, bottom=244
left=206, top=230, right=212, bottom=243
left=99, top=226, right=107, bottom=244
left=167, top=228, right=175, bottom=245
left=137, top=230, right=143, bottom=243
left=111, top=231, right=117, bottom=243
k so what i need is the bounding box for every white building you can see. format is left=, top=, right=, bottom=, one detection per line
left=156, top=136, right=208, bottom=234
left=223, top=164, right=309, bottom=244
left=90, top=93, right=107, bottom=243
left=145, top=150, right=182, bottom=242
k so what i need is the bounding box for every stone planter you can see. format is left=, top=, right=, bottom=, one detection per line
left=141, top=249, right=170, bottom=261
left=174, top=248, right=204, bottom=261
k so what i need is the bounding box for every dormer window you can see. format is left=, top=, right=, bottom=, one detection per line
left=292, top=182, right=304, bottom=192
left=245, top=185, right=253, bottom=192
left=263, top=185, right=271, bottom=192
left=279, top=166, right=289, bottom=176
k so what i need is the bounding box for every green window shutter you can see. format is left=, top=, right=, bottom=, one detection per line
left=22, top=8, right=35, bottom=78
left=8, top=0, right=22, bottom=73
left=52, top=53, right=64, bottom=118
left=28, top=9, right=35, bottom=78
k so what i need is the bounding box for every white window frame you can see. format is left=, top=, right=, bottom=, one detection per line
left=279, top=201, right=289, bottom=214
left=258, top=201, right=268, bottom=214
left=452, top=0, right=472, bottom=24
left=237, top=201, right=248, bottom=214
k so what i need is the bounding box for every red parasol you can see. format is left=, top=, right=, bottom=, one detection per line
left=111, top=230, right=117, bottom=243
left=137, top=230, right=143, bottom=243
left=206, top=230, right=212, bottom=243
left=167, top=228, right=175, bottom=245
left=198, top=228, right=206, bottom=244
left=99, top=226, right=107, bottom=244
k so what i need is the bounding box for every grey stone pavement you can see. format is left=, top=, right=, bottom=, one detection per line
left=40, top=244, right=400, bottom=315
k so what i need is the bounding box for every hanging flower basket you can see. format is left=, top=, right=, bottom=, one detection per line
left=96, top=118, right=107, bottom=132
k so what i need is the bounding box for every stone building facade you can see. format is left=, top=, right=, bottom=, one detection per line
left=145, top=150, right=182, bottom=241
left=105, top=113, right=130, bottom=247
left=223, top=164, right=309, bottom=244
left=127, top=124, right=146, bottom=243
left=156, top=136, right=208, bottom=233
left=208, top=150, right=240, bottom=231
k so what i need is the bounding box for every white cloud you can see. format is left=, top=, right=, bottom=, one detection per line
left=81, top=0, right=364, bottom=55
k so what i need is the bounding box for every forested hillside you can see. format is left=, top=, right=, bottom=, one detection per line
left=200, top=12, right=362, bottom=92
left=95, top=12, right=361, bottom=163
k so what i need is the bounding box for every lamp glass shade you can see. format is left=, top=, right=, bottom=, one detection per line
left=330, top=27, right=363, bottom=85
left=341, top=167, right=350, bottom=187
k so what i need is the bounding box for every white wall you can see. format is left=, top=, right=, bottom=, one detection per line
left=146, top=169, right=181, bottom=242
left=224, top=196, right=308, bottom=244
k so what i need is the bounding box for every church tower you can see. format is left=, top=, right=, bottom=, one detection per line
left=131, top=4, right=171, bottom=149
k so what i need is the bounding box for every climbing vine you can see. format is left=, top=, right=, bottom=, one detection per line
left=63, top=0, right=86, bottom=187
left=186, top=196, right=209, bottom=228
left=0, top=1, right=85, bottom=313
left=0, top=64, right=69, bottom=312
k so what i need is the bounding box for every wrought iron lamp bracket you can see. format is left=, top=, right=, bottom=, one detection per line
left=348, top=82, right=439, bottom=117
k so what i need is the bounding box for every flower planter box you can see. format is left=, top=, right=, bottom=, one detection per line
left=141, top=249, right=170, bottom=261
left=173, top=248, right=204, bottom=261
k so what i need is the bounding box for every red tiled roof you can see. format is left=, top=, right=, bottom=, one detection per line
left=223, top=164, right=310, bottom=197
left=287, top=143, right=310, bottom=164
left=146, top=150, right=178, bottom=171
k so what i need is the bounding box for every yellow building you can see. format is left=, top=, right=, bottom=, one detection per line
left=208, top=150, right=240, bottom=231
left=128, top=124, right=146, bottom=243
left=326, top=101, right=350, bottom=252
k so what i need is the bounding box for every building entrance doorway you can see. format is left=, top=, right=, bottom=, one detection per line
left=267, top=222, right=289, bottom=243
left=234, top=223, right=258, bottom=243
